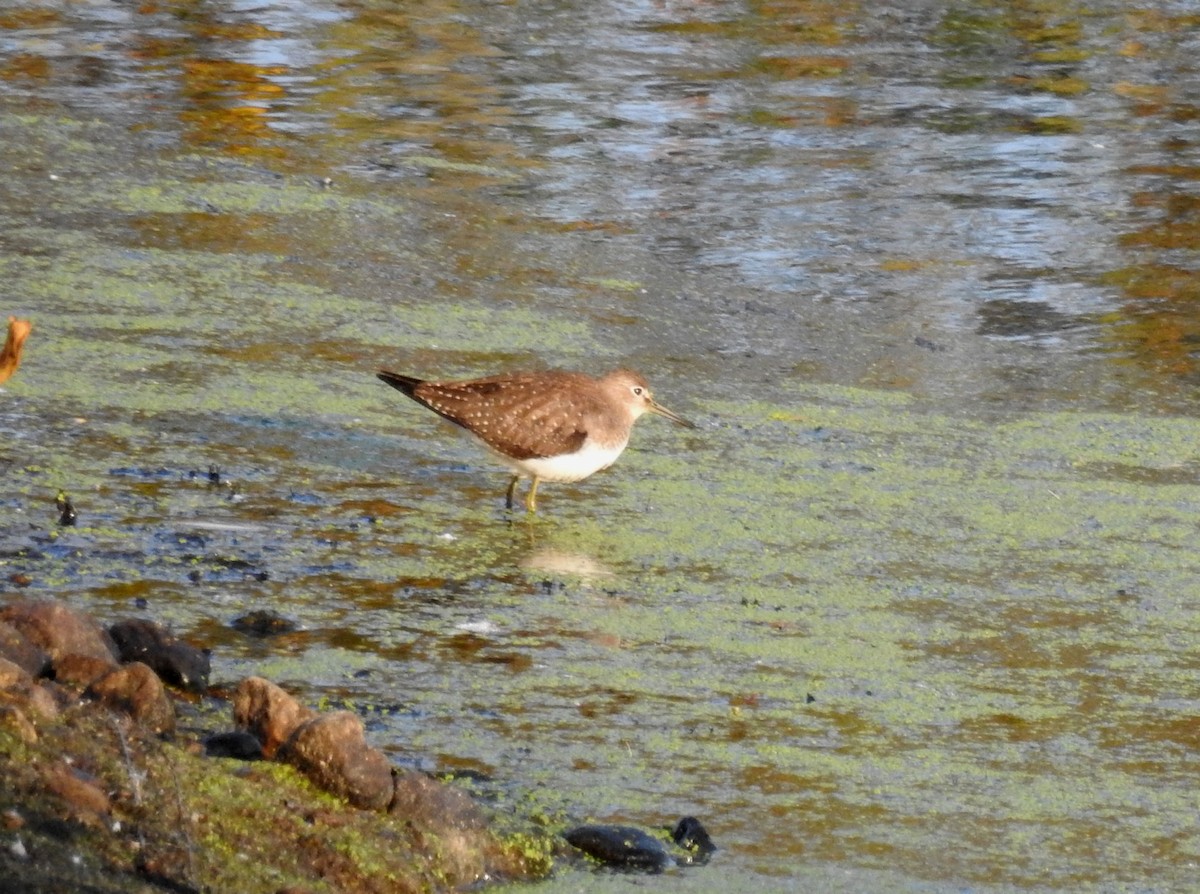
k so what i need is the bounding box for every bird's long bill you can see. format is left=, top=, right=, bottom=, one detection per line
left=648, top=399, right=696, bottom=429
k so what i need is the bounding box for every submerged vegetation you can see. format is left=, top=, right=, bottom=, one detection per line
left=5, top=0, right=1200, bottom=890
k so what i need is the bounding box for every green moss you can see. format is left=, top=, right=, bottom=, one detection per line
left=0, top=702, right=553, bottom=893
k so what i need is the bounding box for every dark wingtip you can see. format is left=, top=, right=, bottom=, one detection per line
left=377, top=370, right=422, bottom=397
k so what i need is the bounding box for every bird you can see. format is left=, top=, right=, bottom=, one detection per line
left=376, top=367, right=695, bottom=512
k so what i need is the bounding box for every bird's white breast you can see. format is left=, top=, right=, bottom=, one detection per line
left=495, top=440, right=627, bottom=483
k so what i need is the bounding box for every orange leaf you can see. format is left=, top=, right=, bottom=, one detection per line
left=0, top=316, right=31, bottom=384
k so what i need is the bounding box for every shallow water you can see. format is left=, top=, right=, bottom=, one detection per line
left=3, top=1, right=1200, bottom=892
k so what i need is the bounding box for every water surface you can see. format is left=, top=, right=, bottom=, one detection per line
left=2, top=1, right=1200, bottom=891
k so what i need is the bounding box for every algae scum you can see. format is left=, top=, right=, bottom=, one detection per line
left=2, top=102, right=1199, bottom=893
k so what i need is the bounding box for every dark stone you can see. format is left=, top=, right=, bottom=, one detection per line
left=232, top=610, right=296, bottom=638
left=85, top=661, right=176, bottom=736
left=232, top=676, right=316, bottom=759
left=564, top=824, right=675, bottom=873
left=204, top=730, right=263, bottom=761
left=55, top=491, right=77, bottom=526
left=278, top=711, right=394, bottom=811
left=0, top=600, right=118, bottom=666
left=109, top=618, right=210, bottom=693
left=0, top=620, right=49, bottom=677
left=671, top=816, right=716, bottom=862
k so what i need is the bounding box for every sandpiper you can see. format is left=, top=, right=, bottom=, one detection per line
left=377, top=367, right=694, bottom=512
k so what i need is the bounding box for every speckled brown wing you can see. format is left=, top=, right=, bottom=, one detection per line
left=411, top=371, right=606, bottom=460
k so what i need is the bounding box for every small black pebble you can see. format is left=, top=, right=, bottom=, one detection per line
left=671, top=816, right=716, bottom=860
left=55, top=491, right=76, bottom=526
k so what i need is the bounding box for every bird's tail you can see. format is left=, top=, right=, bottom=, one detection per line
left=377, top=370, right=423, bottom=398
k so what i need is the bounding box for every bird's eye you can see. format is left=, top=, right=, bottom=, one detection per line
left=632, top=386, right=644, bottom=396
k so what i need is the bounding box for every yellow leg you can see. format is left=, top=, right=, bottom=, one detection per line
left=525, top=477, right=540, bottom=513
left=505, top=475, right=520, bottom=510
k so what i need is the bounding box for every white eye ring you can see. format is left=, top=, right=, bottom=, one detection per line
left=632, top=386, right=644, bottom=396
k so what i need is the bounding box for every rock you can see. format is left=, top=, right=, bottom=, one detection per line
left=204, top=730, right=263, bottom=760
left=34, top=678, right=75, bottom=713
left=41, top=762, right=111, bottom=827
left=0, top=656, right=31, bottom=690
left=0, top=659, right=60, bottom=724
left=0, top=704, right=39, bottom=744
left=232, top=677, right=316, bottom=758
left=0, top=600, right=117, bottom=666
left=563, top=817, right=717, bottom=872
left=53, top=654, right=118, bottom=689
left=278, top=711, right=394, bottom=811
left=564, top=824, right=675, bottom=873
left=21, top=682, right=61, bottom=722
left=671, top=816, right=716, bottom=863
left=108, top=618, right=211, bottom=693
left=0, top=620, right=49, bottom=677
left=85, top=662, right=176, bottom=736
left=232, top=609, right=297, bottom=637
left=389, top=769, right=485, bottom=829
left=388, top=770, right=490, bottom=879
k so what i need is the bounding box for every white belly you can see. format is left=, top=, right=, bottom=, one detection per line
left=495, top=440, right=626, bottom=483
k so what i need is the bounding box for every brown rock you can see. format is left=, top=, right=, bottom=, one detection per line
left=389, top=769, right=485, bottom=829
left=0, top=656, right=31, bottom=690
left=279, top=711, right=394, bottom=811
left=54, top=653, right=117, bottom=689
left=41, top=761, right=111, bottom=827
left=85, top=662, right=176, bottom=735
left=232, top=677, right=315, bottom=758
left=33, top=678, right=75, bottom=713
left=1, top=600, right=117, bottom=666
left=23, top=681, right=61, bottom=721
left=389, top=770, right=491, bottom=880
left=0, top=620, right=49, bottom=676
left=0, top=704, right=38, bottom=744
left=0, top=659, right=60, bottom=724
